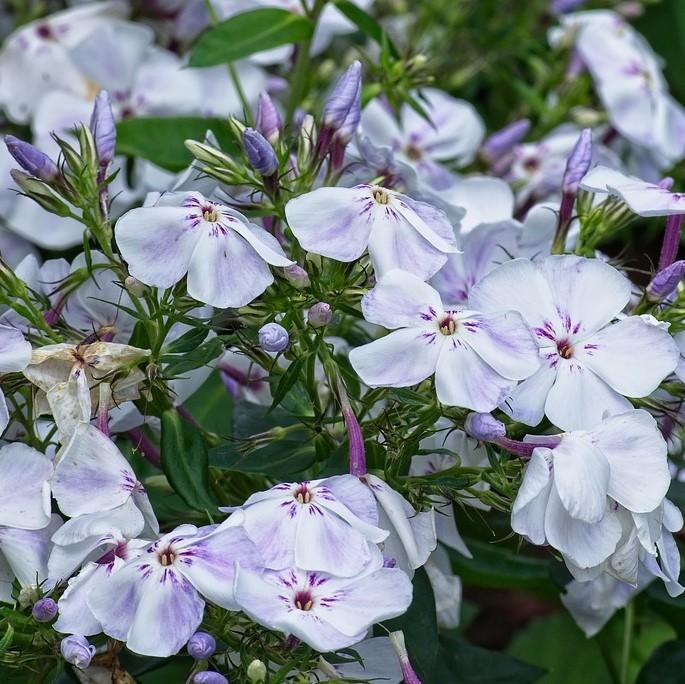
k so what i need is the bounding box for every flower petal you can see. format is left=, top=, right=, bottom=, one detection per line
left=500, top=361, right=557, bottom=426
left=511, top=448, right=553, bottom=546
left=0, top=324, right=31, bottom=372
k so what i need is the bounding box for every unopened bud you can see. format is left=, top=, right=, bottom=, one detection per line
left=258, top=322, right=289, bottom=352
left=125, top=275, right=147, bottom=297
left=389, top=631, right=422, bottom=684
left=482, top=119, right=530, bottom=161
left=243, top=128, right=278, bottom=177
left=18, top=585, right=40, bottom=608
left=298, top=114, right=316, bottom=167
left=185, top=139, right=237, bottom=169
left=255, top=92, right=282, bottom=145
left=550, top=0, right=586, bottom=14
left=60, top=635, right=96, bottom=670
left=229, top=116, right=246, bottom=139
left=647, top=260, right=685, bottom=301
left=32, top=597, right=58, bottom=622
left=323, top=60, right=362, bottom=130
left=187, top=631, right=217, bottom=659
left=5, top=135, right=59, bottom=182
left=465, top=412, right=506, bottom=441
left=193, top=672, right=228, bottom=684
left=90, top=90, right=116, bottom=166
left=283, top=264, right=310, bottom=289
left=308, top=302, right=332, bottom=328
left=247, top=659, right=267, bottom=683
left=10, top=170, right=72, bottom=217
left=562, top=128, right=593, bottom=195
left=659, top=177, right=675, bottom=191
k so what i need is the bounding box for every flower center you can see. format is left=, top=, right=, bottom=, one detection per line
left=158, top=548, right=176, bottom=566
left=294, top=590, right=314, bottom=611
left=202, top=204, right=219, bottom=222
left=293, top=483, right=312, bottom=504
left=372, top=187, right=390, bottom=205
left=438, top=314, right=457, bottom=336
left=556, top=339, right=574, bottom=359
left=404, top=143, right=423, bottom=161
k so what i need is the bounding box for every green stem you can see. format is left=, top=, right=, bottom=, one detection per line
left=228, top=63, right=253, bottom=121
left=285, top=0, right=327, bottom=125
left=620, top=602, right=634, bottom=684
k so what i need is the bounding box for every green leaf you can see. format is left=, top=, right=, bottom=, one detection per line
left=160, top=409, right=217, bottom=512
left=0, top=623, right=13, bottom=651
left=334, top=0, right=399, bottom=58
left=116, top=117, right=236, bottom=171
left=379, top=567, right=439, bottom=681
left=636, top=640, right=685, bottom=684
left=210, top=439, right=316, bottom=479
left=163, top=337, right=225, bottom=377
left=269, top=357, right=305, bottom=411
left=648, top=581, right=685, bottom=637
left=448, top=538, right=557, bottom=595
left=164, top=327, right=210, bottom=354
left=183, top=371, right=233, bottom=436
left=189, top=9, right=313, bottom=67
left=441, top=633, right=545, bottom=683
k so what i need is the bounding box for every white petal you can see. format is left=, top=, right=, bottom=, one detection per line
left=0, top=324, right=31, bottom=372
left=0, top=443, right=52, bottom=529
left=576, top=317, right=678, bottom=397
left=115, top=205, right=200, bottom=288
left=501, top=362, right=557, bottom=426
left=349, top=328, right=441, bottom=388
left=551, top=434, right=610, bottom=523
left=230, top=220, right=293, bottom=267
left=52, top=424, right=135, bottom=517
left=285, top=186, right=373, bottom=262
left=0, top=518, right=60, bottom=588
left=435, top=338, right=516, bottom=411
left=241, top=497, right=298, bottom=570
left=544, top=361, right=632, bottom=431
left=511, top=448, right=553, bottom=545
left=392, top=194, right=459, bottom=255
left=442, top=177, right=514, bottom=234
left=592, top=410, right=671, bottom=513
left=322, top=474, right=379, bottom=526
left=187, top=228, right=275, bottom=308
left=361, top=270, right=444, bottom=330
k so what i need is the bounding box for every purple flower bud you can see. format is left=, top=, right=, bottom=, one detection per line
left=32, top=597, right=57, bottom=622
left=255, top=92, right=282, bottom=145
left=193, top=672, right=229, bottom=684
left=243, top=128, right=278, bottom=177
left=550, top=0, right=586, bottom=14
left=647, top=260, right=685, bottom=301
left=283, top=264, right=311, bottom=289
left=659, top=177, right=675, bottom=190
left=389, top=631, right=422, bottom=684
left=659, top=214, right=685, bottom=271
left=60, top=635, right=96, bottom=670
left=482, top=119, right=530, bottom=161
left=258, top=322, right=289, bottom=352
left=308, top=302, right=332, bottom=328
left=343, top=406, right=366, bottom=477
left=187, top=631, right=216, bottom=659
left=562, top=128, right=593, bottom=194
left=5, top=135, right=59, bottom=182
left=334, top=78, right=361, bottom=145
left=90, top=90, right=116, bottom=166
left=464, top=412, right=506, bottom=441
left=323, top=60, right=362, bottom=131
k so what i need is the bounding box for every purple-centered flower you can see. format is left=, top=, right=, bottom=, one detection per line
left=285, top=185, right=459, bottom=281
left=469, top=255, right=680, bottom=430
left=115, top=192, right=293, bottom=308
left=90, top=90, right=116, bottom=166
left=61, top=635, right=96, bottom=670
left=32, top=597, right=58, bottom=622
left=243, top=128, right=278, bottom=177
left=255, top=91, right=282, bottom=144
left=234, top=552, right=412, bottom=652
left=187, top=631, right=217, bottom=659
left=87, top=515, right=262, bottom=657
left=258, top=322, right=289, bottom=352
left=225, top=475, right=388, bottom=577
left=349, top=270, right=540, bottom=411
left=4, top=135, right=59, bottom=182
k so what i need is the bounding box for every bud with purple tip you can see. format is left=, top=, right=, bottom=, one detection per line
left=60, top=635, right=96, bottom=670
left=323, top=60, right=362, bottom=131
left=550, top=0, right=586, bottom=15
left=481, top=119, right=530, bottom=162
left=330, top=76, right=361, bottom=171
left=90, top=90, right=116, bottom=167
left=243, top=128, right=278, bottom=178
left=647, top=260, right=685, bottom=301
left=187, top=631, right=216, bottom=659
left=258, top=322, right=289, bottom=352
left=308, top=302, right=332, bottom=328
left=255, top=92, right=282, bottom=145
left=193, top=672, right=229, bottom=684
left=465, top=412, right=506, bottom=441
left=32, top=597, right=58, bottom=622
left=389, top=631, right=422, bottom=684
left=283, top=264, right=311, bottom=289
left=5, top=135, right=59, bottom=183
